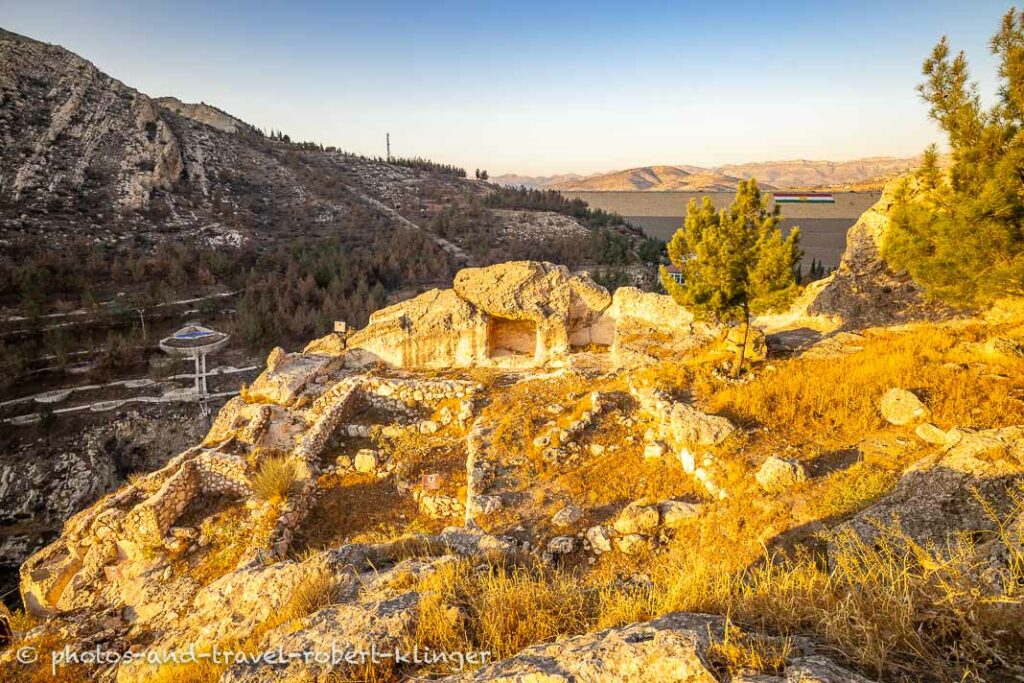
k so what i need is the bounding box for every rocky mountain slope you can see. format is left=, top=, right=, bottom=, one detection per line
left=0, top=28, right=640, bottom=271
left=494, top=156, right=920, bottom=192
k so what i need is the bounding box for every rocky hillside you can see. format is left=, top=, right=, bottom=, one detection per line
left=3, top=252, right=1023, bottom=682
left=495, top=156, right=920, bottom=191
left=0, top=28, right=642, bottom=286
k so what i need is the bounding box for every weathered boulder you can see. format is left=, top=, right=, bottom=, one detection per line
left=552, top=504, right=583, bottom=527
left=755, top=457, right=808, bottom=493
left=606, top=287, right=719, bottom=367
left=302, top=331, right=347, bottom=355
left=735, top=656, right=874, bottom=683
left=265, top=346, right=287, bottom=373
left=454, top=261, right=612, bottom=363
left=186, top=551, right=344, bottom=647
left=836, top=426, right=1024, bottom=549
left=667, top=402, right=737, bottom=449
left=245, top=351, right=337, bottom=406
left=644, top=441, right=667, bottom=459
left=720, top=325, right=769, bottom=363
left=631, top=387, right=736, bottom=450
left=805, top=179, right=954, bottom=330
left=879, top=388, right=929, bottom=426
left=779, top=656, right=874, bottom=682
left=347, top=288, right=489, bottom=368
left=467, top=494, right=503, bottom=517
left=454, top=261, right=610, bottom=329
left=914, top=422, right=950, bottom=446
left=586, top=525, right=613, bottom=553
left=984, top=336, right=1024, bottom=359
left=221, top=593, right=420, bottom=683
left=606, top=286, right=697, bottom=332
left=615, top=534, right=649, bottom=555
left=547, top=536, right=577, bottom=555
left=443, top=613, right=723, bottom=682
left=354, top=449, right=380, bottom=474
left=613, top=502, right=660, bottom=535
left=441, top=612, right=870, bottom=683
left=659, top=500, right=703, bottom=527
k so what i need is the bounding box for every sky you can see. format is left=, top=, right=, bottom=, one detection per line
left=0, top=0, right=1015, bottom=175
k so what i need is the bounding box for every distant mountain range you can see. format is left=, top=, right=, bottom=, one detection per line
left=493, top=156, right=921, bottom=192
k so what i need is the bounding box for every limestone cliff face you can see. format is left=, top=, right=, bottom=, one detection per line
left=804, top=178, right=954, bottom=329
left=330, top=261, right=717, bottom=370
left=0, top=29, right=183, bottom=210
left=154, top=97, right=256, bottom=135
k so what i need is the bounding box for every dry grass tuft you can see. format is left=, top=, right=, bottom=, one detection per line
left=186, top=503, right=274, bottom=586
left=706, top=617, right=792, bottom=677
left=250, top=455, right=301, bottom=501
left=280, top=563, right=343, bottom=622
left=415, top=558, right=594, bottom=670
left=808, top=461, right=899, bottom=520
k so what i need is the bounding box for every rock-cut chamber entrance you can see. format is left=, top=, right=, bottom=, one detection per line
left=487, top=316, right=538, bottom=360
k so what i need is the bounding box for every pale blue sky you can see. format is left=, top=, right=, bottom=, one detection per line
left=0, top=1, right=1013, bottom=174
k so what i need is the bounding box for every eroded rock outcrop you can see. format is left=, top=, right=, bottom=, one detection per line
left=804, top=180, right=955, bottom=329
left=837, top=426, right=1024, bottom=549
left=0, top=29, right=183, bottom=210
left=441, top=612, right=871, bottom=683
left=313, top=261, right=719, bottom=370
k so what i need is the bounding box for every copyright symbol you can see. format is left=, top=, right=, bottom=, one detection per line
left=16, top=646, right=38, bottom=664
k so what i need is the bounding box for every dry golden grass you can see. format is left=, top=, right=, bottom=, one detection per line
left=283, top=563, right=344, bottom=621
left=403, top=499, right=1024, bottom=681
left=414, top=558, right=594, bottom=670
left=249, top=455, right=301, bottom=501
left=379, top=428, right=467, bottom=498
left=6, top=609, right=37, bottom=633
left=292, top=472, right=427, bottom=553
left=706, top=617, right=792, bottom=678
left=699, top=324, right=1024, bottom=450
left=0, top=626, right=94, bottom=683
left=185, top=503, right=275, bottom=586
left=807, top=460, right=899, bottom=520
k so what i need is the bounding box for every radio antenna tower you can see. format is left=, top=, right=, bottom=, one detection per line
left=386, top=133, right=391, bottom=162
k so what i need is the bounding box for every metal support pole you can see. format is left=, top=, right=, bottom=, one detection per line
left=201, top=353, right=208, bottom=396
left=194, top=354, right=201, bottom=397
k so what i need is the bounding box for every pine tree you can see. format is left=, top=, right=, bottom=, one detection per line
left=883, top=10, right=1024, bottom=304
left=660, top=179, right=801, bottom=376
